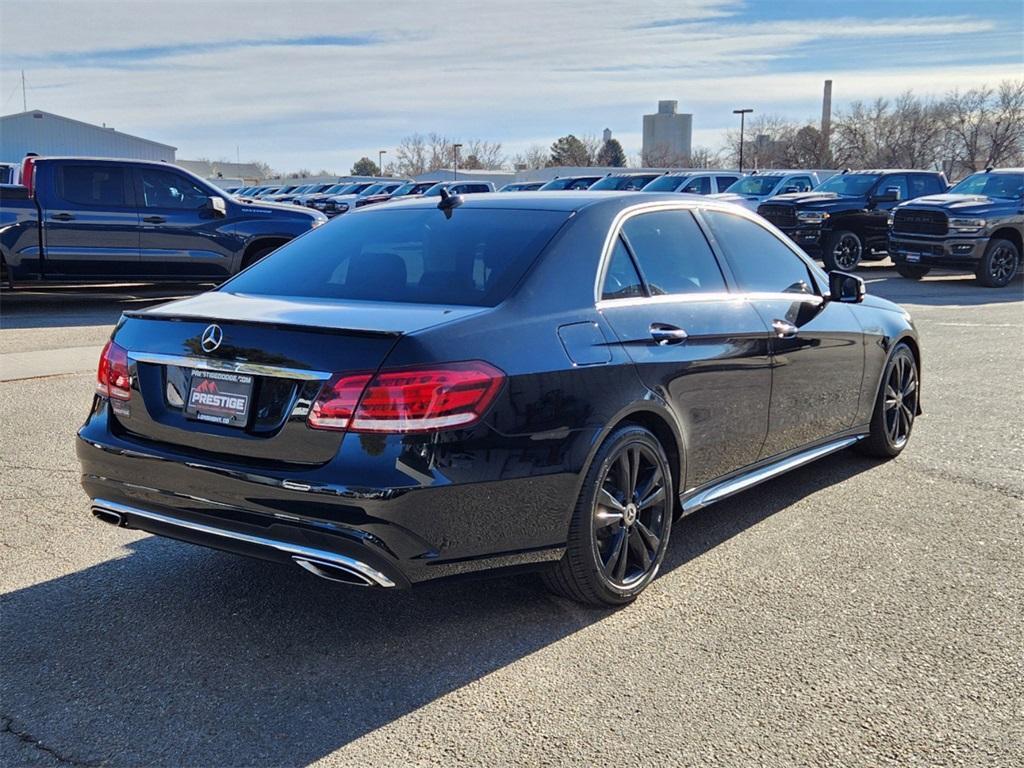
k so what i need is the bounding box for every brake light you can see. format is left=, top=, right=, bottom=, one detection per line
left=308, top=361, right=505, bottom=433
left=96, top=340, right=131, bottom=400
left=20, top=156, right=37, bottom=196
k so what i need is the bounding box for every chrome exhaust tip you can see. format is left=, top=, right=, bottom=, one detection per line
left=293, top=556, right=375, bottom=587
left=92, top=507, right=124, bottom=527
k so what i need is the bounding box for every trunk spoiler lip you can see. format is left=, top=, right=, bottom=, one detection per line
left=120, top=310, right=403, bottom=338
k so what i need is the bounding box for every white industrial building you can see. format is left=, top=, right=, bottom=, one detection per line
left=0, top=110, right=176, bottom=162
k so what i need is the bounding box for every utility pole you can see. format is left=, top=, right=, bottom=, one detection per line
left=453, top=143, right=463, bottom=180
left=22, top=70, right=27, bottom=111
left=733, top=108, right=753, bottom=172
left=378, top=149, right=387, bottom=176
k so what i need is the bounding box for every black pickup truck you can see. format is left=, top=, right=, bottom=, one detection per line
left=889, top=168, right=1023, bottom=287
left=758, top=169, right=948, bottom=271
left=0, top=156, right=326, bottom=284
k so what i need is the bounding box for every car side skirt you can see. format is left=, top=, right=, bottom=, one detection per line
left=680, top=430, right=867, bottom=514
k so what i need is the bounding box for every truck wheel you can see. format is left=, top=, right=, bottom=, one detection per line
left=895, top=264, right=931, bottom=280
left=975, top=239, right=1020, bottom=288
left=824, top=230, right=863, bottom=271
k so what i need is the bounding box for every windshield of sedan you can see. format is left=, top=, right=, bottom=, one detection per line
left=641, top=175, right=690, bottom=192
left=538, top=177, right=599, bottom=191
left=814, top=174, right=880, bottom=196
left=949, top=172, right=1024, bottom=199
left=589, top=174, right=661, bottom=191
left=725, top=176, right=785, bottom=196
left=223, top=208, right=570, bottom=306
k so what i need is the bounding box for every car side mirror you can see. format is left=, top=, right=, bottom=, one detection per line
left=782, top=186, right=799, bottom=193
left=204, top=196, right=227, bottom=218
left=829, top=271, right=865, bottom=303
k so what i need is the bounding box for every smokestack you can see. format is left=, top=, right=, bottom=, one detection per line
left=821, top=79, right=833, bottom=151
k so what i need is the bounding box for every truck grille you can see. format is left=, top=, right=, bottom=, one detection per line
left=893, top=209, right=947, bottom=236
left=758, top=204, right=796, bottom=229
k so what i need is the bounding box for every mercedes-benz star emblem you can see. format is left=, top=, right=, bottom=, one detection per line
left=200, top=324, right=223, bottom=353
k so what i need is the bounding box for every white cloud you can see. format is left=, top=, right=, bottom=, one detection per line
left=0, top=1, right=1018, bottom=170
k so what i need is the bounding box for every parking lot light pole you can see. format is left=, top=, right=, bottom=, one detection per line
left=733, top=108, right=753, bottom=173
left=378, top=150, right=387, bottom=176
left=453, top=143, right=463, bottom=181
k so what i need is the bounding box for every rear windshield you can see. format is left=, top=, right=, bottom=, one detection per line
left=223, top=207, right=570, bottom=306
left=590, top=174, right=660, bottom=191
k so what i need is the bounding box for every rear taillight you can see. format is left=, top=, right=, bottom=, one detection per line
left=20, top=156, right=37, bottom=196
left=308, top=361, right=505, bottom=433
left=96, top=340, right=131, bottom=400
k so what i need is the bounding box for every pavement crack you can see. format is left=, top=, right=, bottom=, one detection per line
left=1, top=715, right=103, bottom=767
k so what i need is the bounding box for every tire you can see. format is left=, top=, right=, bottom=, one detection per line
left=543, top=425, right=673, bottom=607
left=975, top=238, right=1020, bottom=288
left=239, top=244, right=279, bottom=272
left=857, top=343, right=919, bottom=459
left=895, top=263, right=931, bottom=280
left=824, top=230, right=864, bottom=272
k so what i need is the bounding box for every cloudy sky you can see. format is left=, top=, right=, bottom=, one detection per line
left=1, top=0, right=1021, bottom=172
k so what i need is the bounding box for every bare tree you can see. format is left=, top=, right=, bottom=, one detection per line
left=944, top=79, right=1024, bottom=177
left=394, top=133, right=429, bottom=176
left=511, top=144, right=550, bottom=170
left=462, top=139, right=505, bottom=170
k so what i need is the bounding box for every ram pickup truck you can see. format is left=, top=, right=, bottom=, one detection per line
left=758, top=169, right=948, bottom=271
left=0, top=157, right=326, bottom=284
left=889, top=168, right=1023, bottom=288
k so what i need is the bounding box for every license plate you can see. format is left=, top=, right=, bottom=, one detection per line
left=185, top=369, right=253, bottom=427
left=905, top=253, right=921, bottom=263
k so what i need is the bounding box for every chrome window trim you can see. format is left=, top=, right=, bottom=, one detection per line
left=128, top=351, right=332, bottom=381
left=593, top=198, right=828, bottom=305
left=596, top=290, right=822, bottom=311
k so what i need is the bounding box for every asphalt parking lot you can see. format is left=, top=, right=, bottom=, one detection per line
left=1, top=267, right=1021, bottom=767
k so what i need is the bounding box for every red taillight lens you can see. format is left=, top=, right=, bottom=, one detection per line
left=308, top=361, right=505, bottom=433
left=96, top=340, right=131, bottom=400
left=20, top=156, right=37, bottom=196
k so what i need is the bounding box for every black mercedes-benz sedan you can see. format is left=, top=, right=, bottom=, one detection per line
left=78, top=192, right=921, bottom=606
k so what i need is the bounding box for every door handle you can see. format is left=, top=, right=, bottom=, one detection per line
left=142, top=216, right=166, bottom=224
left=772, top=319, right=798, bottom=339
left=650, top=323, right=688, bottom=345
left=51, top=213, right=75, bottom=221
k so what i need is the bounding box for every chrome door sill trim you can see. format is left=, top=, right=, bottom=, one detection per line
left=128, top=352, right=332, bottom=381
left=91, top=498, right=396, bottom=587
left=681, top=435, right=864, bottom=513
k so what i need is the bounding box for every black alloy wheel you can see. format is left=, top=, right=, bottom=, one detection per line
left=543, top=425, right=673, bottom=606
left=825, top=230, right=863, bottom=271
left=858, top=343, right=918, bottom=458
left=976, top=239, right=1020, bottom=288
left=593, top=443, right=668, bottom=588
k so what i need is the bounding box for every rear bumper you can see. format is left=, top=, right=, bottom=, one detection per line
left=76, top=404, right=581, bottom=586
left=889, top=234, right=988, bottom=269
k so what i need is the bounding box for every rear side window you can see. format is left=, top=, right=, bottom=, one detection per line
left=909, top=174, right=944, bottom=197
left=224, top=208, right=569, bottom=307
left=59, top=165, right=127, bottom=207
left=602, top=237, right=644, bottom=300
left=621, top=210, right=726, bottom=295
left=702, top=210, right=816, bottom=295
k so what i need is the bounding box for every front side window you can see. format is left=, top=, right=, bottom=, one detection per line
left=702, top=210, right=816, bottom=295
left=876, top=175, right=908, bottom=201
left=139, top=168, right=210, bottom=209
left=787, top=176, right=813, bottom=192
left=224, top=208, right=569, bottom=307
left=621, top=210, right=726, bottom=295
left=815, top=173, right=880, bottom=196
left=601, top=237, right=644, bottom=300
left=725, top=176, right=783, bottom=196
left=59, top=165, right=127, bottom=207
left=679, top=177, right=710, bottom=195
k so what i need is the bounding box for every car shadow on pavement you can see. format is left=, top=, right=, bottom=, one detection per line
left=0, top=451, right=878, bottom=767
left=858, top=266, right=1023, bottom=308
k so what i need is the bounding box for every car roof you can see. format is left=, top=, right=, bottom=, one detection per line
left=361, top=190, right=710, bottom=214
